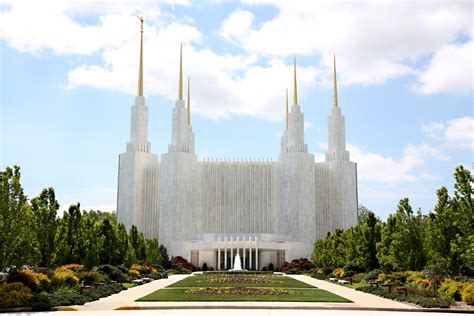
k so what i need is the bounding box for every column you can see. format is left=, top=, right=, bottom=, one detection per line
left=230, top=236, right=234, bottom=268
left=224, top=236, right=227, bottom=270
left=255, top=236, right=259, bottom=271
left=249, top=236, right=253, bottom=270
left=217, top=236, right=221, bottom=271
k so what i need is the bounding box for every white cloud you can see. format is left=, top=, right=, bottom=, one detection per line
left=220, top=9, right=254, bottom=42
left=316, top=141, right=449, bottom=184
left=422, top=116, right=474, bottom=149
left=304, top=121, right=313, bottom=130
left=236, top=0, right=471, bottom=89
left=413, top=41, right=473, bottom=94
left=58, top=186, right=116, bottom=214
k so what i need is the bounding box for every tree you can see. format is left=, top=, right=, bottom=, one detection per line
left=160, top=244, right=169, bottom=268
left=97, top=217, right=118, bottom=265
left=31, top=188, right=59, bottom=267
left=0, top=166, right=40, bottom=269
left=145, top=238, right=162, bottom=265
left=377, top=214, right=397, bottom=271
left=358, top=210, right=381, bottom=271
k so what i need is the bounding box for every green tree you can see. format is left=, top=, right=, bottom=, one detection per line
left=31, top=188, right=59, bottom=267
left=145, top=238, right=162, bottom=265
left=0, top=166, right=40, bottom=268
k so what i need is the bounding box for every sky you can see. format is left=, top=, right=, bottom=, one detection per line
left=1, top=0, right=472, bottom=220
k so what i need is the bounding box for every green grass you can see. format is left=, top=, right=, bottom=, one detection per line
left=137, top=274, right=351, bottom=303
left=167, top=274, right=314, bottom=289
left=137, top=288, right=351, bottom=302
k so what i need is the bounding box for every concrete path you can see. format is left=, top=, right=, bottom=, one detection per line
left=77, top=274, right=189, bottom=311
left=289, top=275, right=416, bottom=309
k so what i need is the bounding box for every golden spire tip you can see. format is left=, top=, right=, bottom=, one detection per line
left=293, top=57, right=298, bottom=105
left=137, top=16, right=144, bottom=97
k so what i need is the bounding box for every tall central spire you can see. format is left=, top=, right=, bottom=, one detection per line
left=285, top=88, right=289, bottom=130
left=333, top=54, right=338, bottom=108
left=137, top=16, right=144, bottom=97
left=187, top=76, right=190, bottom=126
left=293, top=57, right=298, bottom=105
left=178, top=43, right=183, bottom=101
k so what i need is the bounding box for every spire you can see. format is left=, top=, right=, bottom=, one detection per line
left=187, top=75, right=190, bottom=126
left=178, top=43, right=183, bottom=100
left=333, top=54, right=338, bottom=108
left=293, top=57, right=298, bottom=105
left=137, top=16, right=144, bottom=97
left=285, top=88, right=289, bottom=130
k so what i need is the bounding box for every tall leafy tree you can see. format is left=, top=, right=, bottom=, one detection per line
left=0, top=166, right=40, bottom=268
left=31, top=188, right=59, bottom=267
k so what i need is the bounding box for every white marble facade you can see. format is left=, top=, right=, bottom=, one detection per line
left=117, top=48, right=358, bottom=270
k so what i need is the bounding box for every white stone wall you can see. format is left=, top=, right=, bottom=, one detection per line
left=201, top=159, right=275, bottom=234
left=117, top=151, right=158, bottom=233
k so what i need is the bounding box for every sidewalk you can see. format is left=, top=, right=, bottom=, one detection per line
left=77, top=274, right=189, bottom=311
left=288, top=275, right=416, bottom=309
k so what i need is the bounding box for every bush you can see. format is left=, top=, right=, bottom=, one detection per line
left=352, top=273, right=365, bottom=283
left=439, top=278, right=463, bottom=301
left=281, top=259, right=314, bottom=274
left=77, top=271, right=106, bottom=286
left=311, top=273, right=328, bottom=280
left=95, top=265, right=129, bottom=282
left=7, top=268, right=50, bottom=291
left=29, top=283, right=125, bottom=311
left=129, top=269, right=140, bottom=279
left=332, top=268, right=344, bottom=278
left=364, top=269, right=382, bottom=281
left=356, top=286, right=452, bottom=308
left=52, top=268, right=79, bottom=287
left=390, top=272, right=408, bottom=285
left=343, top=261, right=363, bottom=273
left=171, top=256, right=196, bottom=272
left=461, top=284, right=474, bottom=305
left=202, top=263, right=208, bottom=272
left=0, top=282, right=33, bottom=308
left=148, top=272, right=163, bottom=280
left=406, top=271, right=431, bottom=289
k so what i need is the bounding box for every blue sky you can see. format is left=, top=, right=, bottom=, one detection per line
left=1, top=0, right=472, bottom=219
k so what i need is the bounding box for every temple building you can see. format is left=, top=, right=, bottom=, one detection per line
left=117, top=19, right=358, bottom=270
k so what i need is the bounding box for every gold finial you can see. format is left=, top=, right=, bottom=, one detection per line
left=293, top=57, right=298, bottom=105
left=187, top=75, right=190, bottom=126
left=137, top=16, right=144, bottom=97
left=285, top=88, right=289, bottom=130
left=178, top=43, right=183, bottom=100
left=333, top=54, right=338, bottom=108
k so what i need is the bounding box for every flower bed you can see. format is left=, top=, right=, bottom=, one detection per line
left=185, top=287, right=295, bottom=296
left=196, top=274, right=277, bottom=285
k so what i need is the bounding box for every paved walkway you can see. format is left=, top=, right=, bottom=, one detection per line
left=289, top=275, right=416, bottom=309
left=77, top=274, right=189, bottom=311
left=73, top=273, right=416, bottom=311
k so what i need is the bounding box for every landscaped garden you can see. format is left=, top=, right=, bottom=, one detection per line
left=137, top=272, right=351, bottom=302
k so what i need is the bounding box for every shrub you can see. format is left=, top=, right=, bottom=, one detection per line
left=356, top=286, right=452, bottom=308
left=364, top=269, right=382, bottom=281
left=312, top=273, right=328, bottom=280
left=77, top=271, right=106, bottom=286
left=352, top=273, right=365, bottom=283
left=0, top=282, right=33, bottom=308
left=95, top=265, right=129, bottom=282
left=129, top=269, right=140, bottom=279
left=406, top=271, right=431, bottom=289
left=52, top=268, right=79, bottom=287
left=58, top=264, right=83, bottom=273
left=202, top=263, right=208, bottom=272
left=461, top=284, right=474, bottom=305
left=7, top=268, right=50, bottom=291
left=332, top=268, right=344, bottom=278
left=281, top=259, right=314, bottom=274
left=439, top=278, right=463, bottom=301
left=171, top=256, right=196, bottom=272
left=148, top=272, right=163, bottom=280
left=268, top=263, right=274, bottom=272
left=390, top=272, right=408, bottom=285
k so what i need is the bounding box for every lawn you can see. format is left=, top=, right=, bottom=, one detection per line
left=137, top=273, right=351, bottom=302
